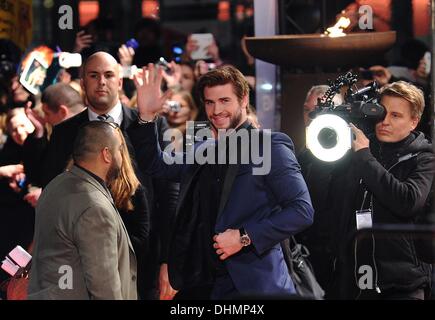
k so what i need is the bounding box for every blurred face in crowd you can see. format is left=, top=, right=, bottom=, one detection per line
left=10, top=75, right=30, bottom=105
left=204, top=83, right=247, bottom=130
left=303, top=92, right=342, bottom=127
left=376, top=95, right=418, bottom=143
left=166, top=93, right=192, bottom=126
left=81, top=53, right=122, bottom=113
left=8, top=112, right=35, bottom=145
left=56, top=69, right=72, bottom=84
left=303, top=93, right=321, bottom=128
left=42, top=103, right=66, bottom=126
left=119, top=90, right=131, bottom=107
left=180, top=64, right=195, bottom=92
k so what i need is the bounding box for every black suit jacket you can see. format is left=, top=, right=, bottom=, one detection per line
left=24, top=105, right=179, bottom=297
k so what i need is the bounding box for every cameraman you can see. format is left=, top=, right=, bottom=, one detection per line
left=333, top=81, right=434, bottom=299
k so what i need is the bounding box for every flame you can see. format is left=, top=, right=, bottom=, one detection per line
left=324, top=16, right=351, bottom=38
left=21, top=46, right=54, bottom=71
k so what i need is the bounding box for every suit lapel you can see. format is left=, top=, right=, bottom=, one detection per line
left=120, top=106, right=137, bottom=167
left=216, top=123, right=254, bottom=218
left=176, top=138, right=241, bottom=219
left=79, top=108, right=90, bottom=123
left=217, top=163, right=239, bottom=219
left=114, top=208, right=136, bottom=256
left=176, top=164, right=202, bottom=216
left=121, top=105, right=135, bottom=131
left=175, top=139, right=217, bottom=216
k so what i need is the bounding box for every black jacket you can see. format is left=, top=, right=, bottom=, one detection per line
left=23, top=106, right=179, bottom=298
left=0, top=137, right=35, bottom=286
left=334, top=132, right=434, bottom=297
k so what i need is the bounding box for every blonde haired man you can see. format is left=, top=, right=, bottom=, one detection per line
left=334, top=81, right=434, bottom=299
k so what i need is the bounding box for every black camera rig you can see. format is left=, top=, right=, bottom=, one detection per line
left=313, top=71, right=386, bottom=127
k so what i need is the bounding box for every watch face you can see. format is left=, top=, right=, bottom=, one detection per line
left=241, top=235, right=251, bottom=246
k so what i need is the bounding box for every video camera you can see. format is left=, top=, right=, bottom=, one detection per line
left=306, top=71, right=386, bottom=162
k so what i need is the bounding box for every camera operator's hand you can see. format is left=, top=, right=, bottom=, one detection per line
left=369, top=65, right=391, bottom=87
left=161, top=61, right=182, bottom=89
left=158, top=263, right=178, bottom=300
left=350, top=123, right=369, bottom=152
left=118, top=44, right=135, bottom=67
left=25, top=101, right=46, bottom=139
left=133, top=63, right=172, bottom=120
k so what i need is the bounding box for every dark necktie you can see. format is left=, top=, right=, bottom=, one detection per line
left=97, top=114, right=114, bottom=122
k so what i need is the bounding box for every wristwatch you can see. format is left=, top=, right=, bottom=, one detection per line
left=239, top=228, right=251, bottom=247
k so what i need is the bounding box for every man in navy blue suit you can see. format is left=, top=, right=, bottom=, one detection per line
left=130, top=64, right=314, bottom=299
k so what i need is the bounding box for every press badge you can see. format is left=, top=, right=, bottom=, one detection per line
left=356, top=209, right=372, bottom=230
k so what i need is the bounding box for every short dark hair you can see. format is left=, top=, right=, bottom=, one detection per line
left=41, top=83, right=83, bottom=113
left=196, top=65, right=249, bottom=104
left=72, top=121, right=118, bottom=163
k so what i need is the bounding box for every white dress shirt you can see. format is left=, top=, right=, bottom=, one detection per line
left=87, top=101, right=123, bottom=126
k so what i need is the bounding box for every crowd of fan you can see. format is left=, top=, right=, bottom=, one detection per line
left=0, top=15, right=433, bottom=300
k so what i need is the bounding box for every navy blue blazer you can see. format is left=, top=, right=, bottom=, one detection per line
left=130, top=122, right=314, bottom=296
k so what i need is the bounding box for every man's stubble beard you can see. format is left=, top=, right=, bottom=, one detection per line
left=107, top=159, right=121, bottom=184
left=229, top=106, right=244, bottom=130
left=210, top=106, right=244, bottom=133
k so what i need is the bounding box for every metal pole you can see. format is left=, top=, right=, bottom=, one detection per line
left=254, top=0, right=279, bottom=130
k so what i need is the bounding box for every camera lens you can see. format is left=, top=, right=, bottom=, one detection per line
left=317, top=127, right=338, bottom=149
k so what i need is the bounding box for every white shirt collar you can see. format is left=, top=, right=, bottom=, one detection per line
left=87, top=101, right=123, bottom=126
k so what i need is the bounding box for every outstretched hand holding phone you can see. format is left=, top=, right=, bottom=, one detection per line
left=185, top=33, right=222, bottom=65
left=74, top=30, right=93, bottom=53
